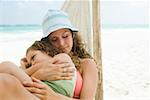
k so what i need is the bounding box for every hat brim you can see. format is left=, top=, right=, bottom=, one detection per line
left=42, top=25, right=78, bottom=38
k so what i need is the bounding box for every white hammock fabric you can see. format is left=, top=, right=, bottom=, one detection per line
left=61, top=0, right=93, bottom=55
left=61, top=0, right=102, bottom=100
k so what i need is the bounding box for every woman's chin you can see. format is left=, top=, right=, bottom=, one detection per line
left=62, top=50, right=70, bottom=54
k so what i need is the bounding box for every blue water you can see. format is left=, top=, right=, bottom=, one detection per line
left=0, top=25, right=41, bottom=33
left=0, top=24, right=149, bottom=33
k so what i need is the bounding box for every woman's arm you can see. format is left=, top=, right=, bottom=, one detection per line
left=54, top=58, right=98, bottom=100
left=21, top=54, right=75, bottom=81
left=26, top=56, right=75, bottom=81
left=24, top=58, right=98, bottom=100
left=79, top=59, right=98, bottom=99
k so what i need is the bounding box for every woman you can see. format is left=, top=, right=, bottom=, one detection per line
left=0, top=9, right=98, bottom=100
left=25, top=9, right=98, bottom=100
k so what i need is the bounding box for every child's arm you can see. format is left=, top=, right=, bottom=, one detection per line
left=53, top=53, right=75, bottom=67
left=20, top=57, right=40, bottom=76
left=0, top=61, right=32, bottom=83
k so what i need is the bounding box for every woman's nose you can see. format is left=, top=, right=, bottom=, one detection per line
left=58, top=39, right=65, bottom=46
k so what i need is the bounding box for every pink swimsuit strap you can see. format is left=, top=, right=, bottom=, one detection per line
left=73, top=70, right=83, bottom=98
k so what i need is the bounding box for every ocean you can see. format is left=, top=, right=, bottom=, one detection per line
left=0, top=25, right=42, bottom=65
left=0, top=25, right=41, bottom=33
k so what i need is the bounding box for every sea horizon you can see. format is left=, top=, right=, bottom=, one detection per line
left=0, top=24, right=149, bottom=33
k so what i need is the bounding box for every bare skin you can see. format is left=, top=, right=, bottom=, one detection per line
left=23, top=58, right=98, bottom=100
left=0, top=52, right=76, bottom=100
left=0, top=73, right=39, bottom=100
left=0, top=28, right=98, bottom=100
left=23, top=28, right=98, bottom=100
left=0, top=61, right=32, bottom=83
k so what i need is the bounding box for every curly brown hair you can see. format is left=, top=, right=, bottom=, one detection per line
left=41, top=31, right=93, bottom=69
left=26, top=40, right=61, bottom=58
left=26, top=40, right=82, bottom=69
left=71, top=31, right=92, bottom=59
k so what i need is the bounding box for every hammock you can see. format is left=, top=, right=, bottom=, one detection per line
left=61, top=0, right=103, bottom=100
left=61, top=0, right=93, bottom=55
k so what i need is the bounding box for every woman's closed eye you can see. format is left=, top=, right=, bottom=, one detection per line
left=51, top=37, right=57, bottom=42
left=63, top=32, right=71, bottom=38
left=63, top=35, right=68, bottom=38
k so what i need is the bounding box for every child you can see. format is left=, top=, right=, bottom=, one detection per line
left=0, top=40, right=76, bottom=97
left=26, top=40, right=77, bottom=97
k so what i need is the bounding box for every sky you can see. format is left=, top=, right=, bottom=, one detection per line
left=0, top=0, right=64, bottom=25
left=101, top=1, right=149, bottom=27
left=0, top=0, right=149, bottom=27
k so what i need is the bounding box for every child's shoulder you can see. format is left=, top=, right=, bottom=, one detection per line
left=55, top=53, right=70, bottom=58
left=54, top=53, right=71, bottom=61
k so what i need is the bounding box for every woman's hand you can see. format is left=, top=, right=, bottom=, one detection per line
left=23, top=77, right=56, bottom=100
left=30, top=61, right=75, bottom=81
left=22, top=53, right=75, bottom=81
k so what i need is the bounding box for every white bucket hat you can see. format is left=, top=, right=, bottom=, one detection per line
left=42, top=9, right=78, bottom=38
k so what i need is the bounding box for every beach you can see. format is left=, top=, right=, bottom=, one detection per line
left=101, top=28, right=149, bottom=100
left=0, top=30, right=43, bottom=65
left=0, top=28, right=149, bottom=100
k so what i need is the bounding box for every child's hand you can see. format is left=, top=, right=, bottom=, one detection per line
left=20, top=57, right=30, bottom=69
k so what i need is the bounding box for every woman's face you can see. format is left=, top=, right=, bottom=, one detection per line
left=26, top=50, right=52, bottom=66
left=48, top=28, right=73, bottom=54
